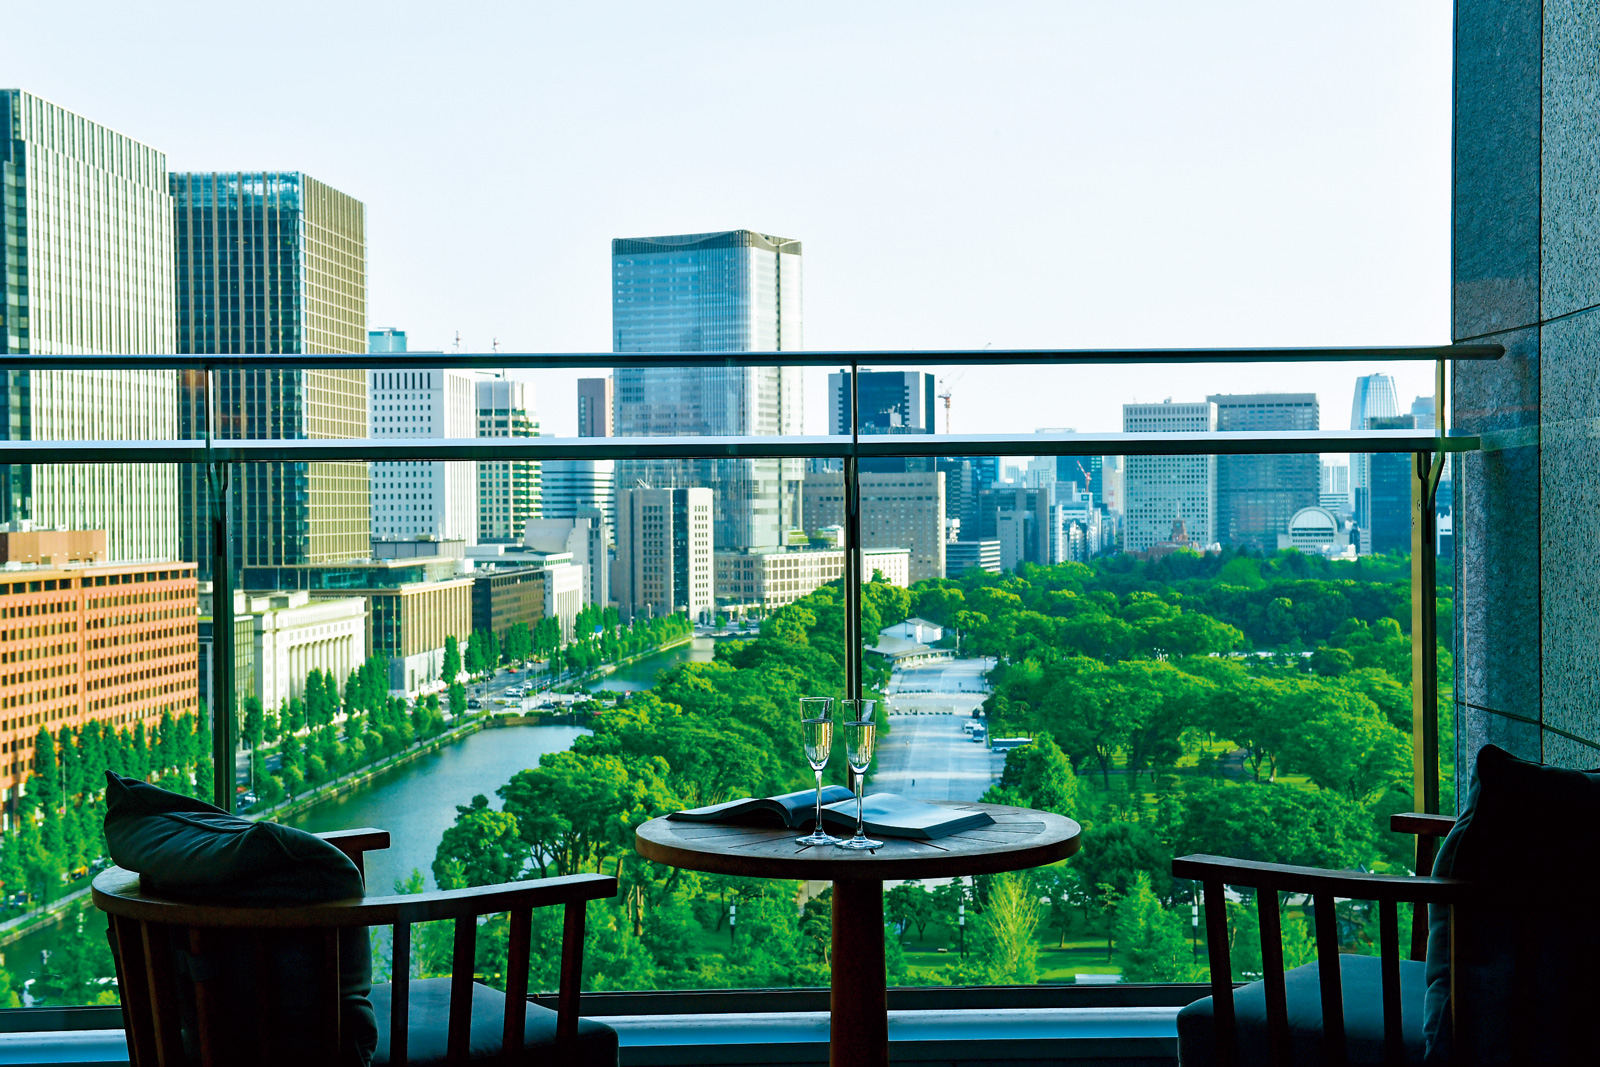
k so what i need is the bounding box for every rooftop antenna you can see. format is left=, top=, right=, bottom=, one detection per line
left=452, top=331, right=461, bottom=355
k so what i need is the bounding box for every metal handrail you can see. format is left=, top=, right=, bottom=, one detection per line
left=0, top=343, right=1503, bottom=372
left=0, top=429, right=1481, bottom=465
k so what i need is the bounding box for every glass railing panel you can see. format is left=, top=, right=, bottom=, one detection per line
left=849, top=450, right=1423, bottom=986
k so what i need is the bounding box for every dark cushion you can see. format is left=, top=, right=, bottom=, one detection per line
left=370, top=978, right=618, bottom=1066
left=102, top=771, right=378, bottom=1065
left=1177, top=954, right=1426, bottom=1067
left=1423, top=744, right=1600, bottom=1064
left=103, top=770, right=363, bottom=905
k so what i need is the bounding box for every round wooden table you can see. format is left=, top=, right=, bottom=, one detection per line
left=635, top=802, right=1081, bottom=1067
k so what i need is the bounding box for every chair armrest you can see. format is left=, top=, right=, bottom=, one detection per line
left=1172, top=854, right=1471, bottom=905
left=315, top=828, right=391, bottom=878
left=93, top=867, right=618, bottom=928
left=1390, top=812, right=1456, bottom=838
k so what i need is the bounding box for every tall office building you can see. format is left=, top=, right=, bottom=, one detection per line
left=541, top=460, right=615, bottom=533
left=803, top=470, right=946, bottom=582
left=474, top=378, right=540, bottom=544
left=0, top=90, right=179, bottom=562
left=1207, top=393, right=1320, bottom=551
left=1367, top=415, right=1416, bottom=554
left=370, top=360, right=480, bottom=545
left=614, top=486, right=713, bottom=622
left=1122, top=401, right=1218, bottom=552
left=831, top=370, right=937, bottom=476
left=370, top=327, right=406, bottom=354
left=828, top=371, right=936, bottom=435
left=172, top=171, right=368, bottom=575
left=577, top=377, right=612, bottom=438
left=612, top=231, right=803, bottom=550
left=1349, top=373, right=1400, bottom=531
left=1320, top=462, right=1352, bottom=515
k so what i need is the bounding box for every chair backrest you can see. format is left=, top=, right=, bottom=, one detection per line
left=94, top=829, right=615, bottom=1067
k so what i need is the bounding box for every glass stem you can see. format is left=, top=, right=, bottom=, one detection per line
left=814, top=768, right=824, bottom=834
left=855, top=790, right=865, bottom=839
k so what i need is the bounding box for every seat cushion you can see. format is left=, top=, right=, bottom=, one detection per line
left=1177, top=954, right=1426, bottom=1067
left=1423, top=744, right=1600, bottom=1063
left=370, top=977, right=618, bottom=1066
left=101, top=771, right=377, bottom=1064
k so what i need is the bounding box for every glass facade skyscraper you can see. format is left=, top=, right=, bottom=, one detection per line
left=612, top=231, right=803, bottom=550
left=172, top=172, right=369, bottom=575
left=1349, top=372, right=1401, bottom=535
left=1208, top=393, right=1320, bottom=551
left=0, top=90, right=179, bottom=562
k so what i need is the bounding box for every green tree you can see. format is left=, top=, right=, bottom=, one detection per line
left=433, top=795, right=529, bottom=889
left=987, top=732, right=1079, bottom=816
left=1174, top=782, right=1369, bottom=870
left=443, top=634, right=463, bottom=684
left=1113, top=872, right=1198, bottom=982
left=449, top=681, right=467, bottom=718
left=972, top=871, right=1040, bottom=984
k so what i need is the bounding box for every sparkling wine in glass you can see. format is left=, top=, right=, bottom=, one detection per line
left=837, top=699, right=882, bottom=850
left=797, top=697, right=840, bottom=845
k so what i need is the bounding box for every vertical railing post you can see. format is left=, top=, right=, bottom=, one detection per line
left=206, top=364, right=236, bottom=812
left=1411, top=449, right=1439, bottom=821
left=844, top=361, right=862, bottom=705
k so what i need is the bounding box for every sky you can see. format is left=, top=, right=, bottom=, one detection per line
left=7, top=2, right=1452, bottom=442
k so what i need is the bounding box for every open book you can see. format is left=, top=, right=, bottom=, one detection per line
left=669, top=789, right=994, bottom=840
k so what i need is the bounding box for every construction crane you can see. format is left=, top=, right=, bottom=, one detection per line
left=936, top=369, right=967, bottom=434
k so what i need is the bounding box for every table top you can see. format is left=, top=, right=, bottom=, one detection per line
left=634, top=802, right=1081, bottom=881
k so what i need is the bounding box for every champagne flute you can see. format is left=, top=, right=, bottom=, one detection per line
left=797, top=697, right=840, bottom=845
left=836, top=699, right=882, bottom=850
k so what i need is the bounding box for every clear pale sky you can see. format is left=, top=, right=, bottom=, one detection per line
left=9, top=2, right=1451, bottom=441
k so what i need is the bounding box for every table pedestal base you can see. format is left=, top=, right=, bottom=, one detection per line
left=831, top=878, right=888, bottom=1067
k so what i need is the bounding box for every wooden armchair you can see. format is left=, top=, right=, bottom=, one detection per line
left=1171, top=813, right=1460, bottom=1067
left=93, top=827, right=619, bottom=1067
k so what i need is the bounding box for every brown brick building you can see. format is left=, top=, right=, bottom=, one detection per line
left=0, top=562, right=199, bottom=799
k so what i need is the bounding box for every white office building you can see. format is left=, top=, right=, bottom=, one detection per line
left=370, top=365, right=481, bottom=545
left=614, top=486, right=714, bottom=623
left=1122, top=401, right=1218, bottom=552
left=476, top=378, right=541, bottom=544
left=523, top=515, right=608, bottom=613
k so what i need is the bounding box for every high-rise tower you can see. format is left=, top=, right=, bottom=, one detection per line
left=1349, top=373, right=1401, bottom=532
left=1207, top=393, right=1320, bottom=550
left=1122, top=400, right=1218, bottom=552
left=0, top=90, right=179, bottom=561
left=611, top=231, right=803, bottom=550
left=172, top=172, right=369, bottom=575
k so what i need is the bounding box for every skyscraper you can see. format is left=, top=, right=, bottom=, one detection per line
left=614, top=486, right=714, bottom=622
left=828, top=371, right=936, bottom=435
left=172, top=171, right=369, bottom=574
left=611, top=231, right=803, bottom=550
left=1207, top=393, right=1320, bottom=551
left=1367, top=415, right=1415, bottom=554
left=1122, top=401, right=1218, bottom=552
left=541, top=460, right=614, bottom=532
left=370, top=362, right=481, bottom=545
left=577, top=377, right=612, bottom=438
left=0, top=90, right=179, bottom=561
left=1349, top=373, right=1400, bottom=532
left=474, top=378, right=540, bottom=544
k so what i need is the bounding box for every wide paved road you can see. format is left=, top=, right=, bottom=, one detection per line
left=872, top=713, right=1004, bottom=802
left=872, top=656, right=1003, bottom=803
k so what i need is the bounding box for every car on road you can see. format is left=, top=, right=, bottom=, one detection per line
left=467, top=698, right=482, bottom=709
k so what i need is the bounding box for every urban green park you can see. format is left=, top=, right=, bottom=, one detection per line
left=0, top=546, right=1446, bottom=1003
